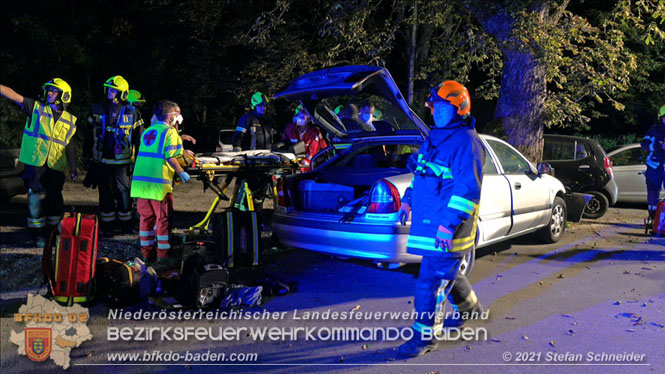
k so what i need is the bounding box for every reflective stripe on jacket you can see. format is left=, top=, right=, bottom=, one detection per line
left=130, top=122, right=183, bottom=201
left=641, top=123, right=665, bottom=169
left=402, top=118, right=484, bottom=256
left=19, top=101, right=77, bottom=171
left=90, top=104, right=142, bottom=164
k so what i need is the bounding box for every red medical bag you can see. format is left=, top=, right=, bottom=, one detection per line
left=43, top=213, right=99, bottom=305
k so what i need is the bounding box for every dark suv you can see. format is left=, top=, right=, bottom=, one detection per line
left=542, top=134, right=618, bottom=219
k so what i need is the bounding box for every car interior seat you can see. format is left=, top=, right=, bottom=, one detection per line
left=353, top=154, right=378, bottom=168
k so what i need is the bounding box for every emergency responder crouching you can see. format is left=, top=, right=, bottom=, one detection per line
left=131, top=100, right=190, bottom=273
left=397, top=81, right=485, bottom=357
left=0, top=79, right=77, bottom=247
left=84, top=75, right=143, bottom=235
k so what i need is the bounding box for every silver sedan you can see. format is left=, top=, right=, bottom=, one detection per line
left=607, top=143, right=665, bottom=203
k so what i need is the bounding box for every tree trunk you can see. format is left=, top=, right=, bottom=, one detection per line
left=495, top=48, right=547, bottom=162
left=407, top=0, right=417, bottom=105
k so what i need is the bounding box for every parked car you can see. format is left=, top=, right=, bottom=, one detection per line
left=216, top=129, right=235, bottom=152
left=271, top=65, right=570, bottom=276
left=542, top=134, right=618, bottom=219
left=0, top=147, right=26, bottom=201
left=607, top=143, right=664, bottom=203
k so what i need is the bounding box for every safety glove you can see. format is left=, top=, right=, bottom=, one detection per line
left=435, top=225, right=454, bottom=251
left=398, top=202, right=411, bottom=226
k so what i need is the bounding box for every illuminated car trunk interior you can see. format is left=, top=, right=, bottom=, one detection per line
left=291, top=142, right=417, bottom=212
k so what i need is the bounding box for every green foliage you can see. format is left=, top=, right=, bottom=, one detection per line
left=1, top=0, right=663, bottom=151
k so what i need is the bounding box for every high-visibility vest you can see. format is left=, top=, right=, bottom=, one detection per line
left=19, top=101, right=77, bottom=172
left=90, top=105, right=139, bottom=164
left=130, top=122, right=183, bottom=201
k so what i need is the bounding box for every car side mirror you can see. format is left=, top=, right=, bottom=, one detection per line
left=537, top=162, right=554, bottom=176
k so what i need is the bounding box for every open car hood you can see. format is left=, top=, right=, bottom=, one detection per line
left=274, top=65, right=429, bottom=139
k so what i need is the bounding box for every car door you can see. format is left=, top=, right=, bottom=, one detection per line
left=485, top=139, right=552, bottom=235
left=543, top=137, right=595, bottom=190
left=477, top=146, right=512, bottom=242
left=609, top=145, right=648, bottom=202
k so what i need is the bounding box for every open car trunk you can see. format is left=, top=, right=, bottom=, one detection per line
left=287, top=139, right=420, bottom=213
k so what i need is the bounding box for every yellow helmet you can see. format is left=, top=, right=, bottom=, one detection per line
left=42, top=78, right=72, bottom=104
left=104, top=75, right=130, bottom=101
left=659, top=105, right=665, bottom=120
left=250, top=92, right=269, bottom=110
left=127, top=89, right=146, bottom=105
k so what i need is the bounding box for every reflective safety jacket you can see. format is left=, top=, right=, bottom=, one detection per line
left=402, top=117, right=485, bottom=257
left=88, top=103, right=143, bottom=165
left=19, top=101, right=77, bottom=172
left=130, top=122, right=183, bottom=201
left=641, top=123, right=665, bottom=169
left=231, top=110, right=274, bottom=151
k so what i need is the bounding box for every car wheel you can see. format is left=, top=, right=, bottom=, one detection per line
left=582, top=191, right=609, bottom=219
left=458, top=245, right=476, bottom=278
left=537, top=196, right=567, bottom=243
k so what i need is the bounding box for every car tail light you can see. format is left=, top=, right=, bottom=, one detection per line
left=604, top=156, right=614, bottom=179
left=367, top=179, right=401, bottom=213
left=276, top=177, right=292, bottom=207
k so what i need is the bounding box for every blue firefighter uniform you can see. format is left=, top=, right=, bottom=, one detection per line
left=641, top=121, right=665, bottom=219
left=401, top=116, right=485, bottom=336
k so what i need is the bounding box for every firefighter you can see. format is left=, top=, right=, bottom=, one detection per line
left=131, top=100, right=189, bottom=272
left=127, top=89, right=146, bottom=107
left=223, top=92, right=275, bottom=209
left=84, top=75, right=144, bottom=235
left=231, top=92, right=274, bottom=151
left=127, top=89, right=147, bottom=159
left=641, top=104, right=665, bottom=227
left=281, top=105, right=328, bottom=161
left=0, top=79, right=77, bottom=246
left=396, top=81, right=484, bottom=357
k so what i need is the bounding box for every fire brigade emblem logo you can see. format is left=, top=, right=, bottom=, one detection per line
left=143, top=129, right=158, bottom=146
left=25, top=328, right=52, bottom=362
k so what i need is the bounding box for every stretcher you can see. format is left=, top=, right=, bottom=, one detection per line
left=183, top=150, right=300, bottom=234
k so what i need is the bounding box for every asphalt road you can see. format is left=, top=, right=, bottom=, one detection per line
left=1, top=180, right=663, bottom=374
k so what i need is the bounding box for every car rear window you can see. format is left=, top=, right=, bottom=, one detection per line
left=315, top=94, right=420, bottom=135
left=610, top=147, right=646, bottom=166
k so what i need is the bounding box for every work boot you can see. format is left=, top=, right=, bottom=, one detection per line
left=138, top=252, right=156, bottom=267
left=119, top=223, right=138, bottom=235
left=444, top=302, right=484, bottom=328
left=397, top=335, right=438, bottom=357
left=99, top=223, right=117, bottom=237
left=147, top=256, right=180, bottom=277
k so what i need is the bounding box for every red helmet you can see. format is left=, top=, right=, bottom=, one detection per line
left=426, top=81, right=471, bottom=116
